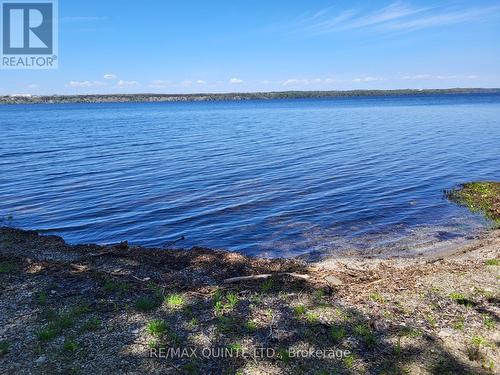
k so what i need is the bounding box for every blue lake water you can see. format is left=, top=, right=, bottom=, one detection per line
left=1, top=94, right=499, bottom=257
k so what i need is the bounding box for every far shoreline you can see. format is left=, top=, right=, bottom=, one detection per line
left=1, top=87, right=500, bottom=105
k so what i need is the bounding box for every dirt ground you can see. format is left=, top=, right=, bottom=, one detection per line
left=0, top=227, right=498, bottom=374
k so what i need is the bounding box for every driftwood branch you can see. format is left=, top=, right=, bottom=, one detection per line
left=223, top=272, right=310, bottom=284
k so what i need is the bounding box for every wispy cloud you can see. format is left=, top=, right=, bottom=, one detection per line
left=117, top=80, right=139, bottom=87
left=280, top=2, right=500, bottom=36
left=103, top=74, right=117, bottom=80
left=400, top=73, right=480, bottom=80
left=353, top=76, right=384, bottom=83
left=383, top=5, right=500, bottom=31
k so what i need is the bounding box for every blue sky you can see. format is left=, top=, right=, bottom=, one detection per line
left=1, top=0, right=500, bottom=95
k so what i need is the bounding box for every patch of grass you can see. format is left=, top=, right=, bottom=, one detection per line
left=36, top=291, right=48, bottom=305
left=313, top=289, right=325, bottom=302
left=213, top=292, right=239, bottom=315
left=37, top=325, right=59, bottom=342
left=453, top=317, right=465, bottom=331
left=245, top=320, right=258, bottom=332
left=482, top=358, right=495, bottom=373
left=180, top=361, right=199, bottom=375
left=343, top=353, right=356, bottom=369
left=398, top=326, right=422, bottom=338
left=103, top=278, right=129, bottom=294
left=467, top=335, right=489, bottom=362
left=277, top=348, right=291, bottom=363
left=449, top=292, right=475, bottom=307
left=135, top=295, right=161, bottom=312
left=294, top=305, right=307, bottom=316
left=369, top=292, right=385, bottom=303
left=0, top=341, right=9, bottom=355
left=0, top=261, right=19, bottom=274
left=354, top=323, right=376, bottom=348
left=226, top=293, right=238, bottom=308
left=62, top=339, right=79, bottom=353
left=165, top=293, right=185, bottom=309
left=147, top=320, right=168, bottom=337
left=189, top=317, right=199, bottom=328
left=260, top=278, right=274, bottom=293
left=485, top=259, right=499, bottom=266
left=329, top=324, right=346, bottom=344
left=445, top=182, right=500, bottom=227
left=426, top=314, right=437, bottom=328
left=216, top=316, right=239, bottom=334
left=483, top=316, right=495, bottom=330
left=36, top=305, right=89, bottom=342
left=82, top=317, right=101, bottom=331
left=71, top=304, right=92, bottom=316
left=227, top=342, right=243, bottom=351
left=305, top=312, right=319, bottom=323
left=58, top=312, right=76, bottom=329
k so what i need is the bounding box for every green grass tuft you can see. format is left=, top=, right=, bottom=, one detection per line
left=293, top=305, right=307, bottom=316
left=62, top=339, right=79, bottom=353
left=369, top=292, right=385, bottom=303
left=449, top=292, right=475, bottom=307
left=0, top=261, right=19, bottom=274
left=36, top=291, right=48, bottom=305
left=329, top=324, right=346, bottom=344
left=485, top=259, right=499, bottom=266
left=165, top=293, right=185, bottom=309
left=245, top=320, right=258, bottom=332
left=0, top=341, right=9, bottom=355
left=135, top=295, right=161, bottom=312
left=147, top=320, right=168, bottom=336
left=260, top=278, right=274, bottom=293
left=82, top=317, right=101, bottom=331
left=37, top=325, right=59, bottom=342
left=354, top=323, right=376, bottom=348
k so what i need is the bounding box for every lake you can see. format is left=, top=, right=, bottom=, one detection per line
left=1, top=94, right=499, bottom=257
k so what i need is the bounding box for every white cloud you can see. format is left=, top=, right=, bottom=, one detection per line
left=352, top=76, right=384, bottom=83
left=103, top=73, right=117, bottom=80
left=229, top=78, right=243, bottom=84
left=117, top=80, right=139, bottom=87
left=196, top=80, right=206, bottom=84
left=68, top=80, right=106, bottom=88
left=282, top=78, right=311, bottom=86
left=401, top=74, right=432, bottom=80
left=400, top=74, right=478, bottom=81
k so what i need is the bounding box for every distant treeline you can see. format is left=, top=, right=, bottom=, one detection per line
left=1, top=88, right=499, bottom=105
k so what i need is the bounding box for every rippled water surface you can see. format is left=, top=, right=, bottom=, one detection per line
left=1, top=94, right=500, bottom=257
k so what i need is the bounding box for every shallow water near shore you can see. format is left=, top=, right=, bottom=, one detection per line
left=1, top=94, right=500, bottom=257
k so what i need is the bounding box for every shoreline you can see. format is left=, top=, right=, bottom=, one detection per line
left=1, top=226, right=498, bottom=373
left=1, top=88, right=499, bottom=105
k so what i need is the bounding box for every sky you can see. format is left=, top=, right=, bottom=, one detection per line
left=1, top=0, right=500, bottom=95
